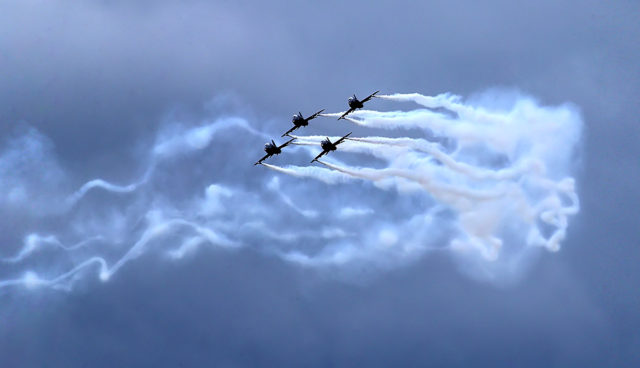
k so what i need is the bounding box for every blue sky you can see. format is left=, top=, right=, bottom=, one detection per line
left=1, top=1, right=639, bottom=366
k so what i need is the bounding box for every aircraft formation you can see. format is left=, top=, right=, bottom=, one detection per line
left=254, top=91, right=379, bottom=166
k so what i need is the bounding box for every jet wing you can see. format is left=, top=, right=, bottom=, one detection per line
left=311, top=150, right=328, bottom=163
left=278, top=137, right=296, bottom=149
left=361, top=90, right=380, bottom=103
left=281, top=125, right=299, bottom=137
left=307, top=109, right=325, bottom=121
left=334, top=132, right=352, bottom=146
left=254, top=153, right=271, bottom=165
left=338, top=107, right=356, bottom=120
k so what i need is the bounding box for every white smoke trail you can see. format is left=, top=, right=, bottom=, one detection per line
left=64, top=117, right=270, bottom=206
left=261, top=163, right=354, bottom=185
left=317, top=160, right=505, bottom=201
left=347, top=136, right=543, bottom=181
left=1, top=234, right=105, bottom=264
left=0, top=90, right=583, bottom=291
left=103, top=214, right=239, bottom=279
left=0, top=117, right=261, bottom=290
left=65, top=173, right=152, bottom=207
left=267, top=177, right=318, bottom=218
left=268, top=92, right=582, bottom=279
left=152, top=117, right=266, bottom=158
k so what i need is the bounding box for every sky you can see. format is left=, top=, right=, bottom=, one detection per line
left=1, top=0, right=639, bottom=366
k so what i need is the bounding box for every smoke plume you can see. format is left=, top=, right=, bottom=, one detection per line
left=0, top=91, right=582, bottom=290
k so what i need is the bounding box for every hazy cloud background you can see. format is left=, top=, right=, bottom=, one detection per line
left=1, top=0, right=639, bottom=366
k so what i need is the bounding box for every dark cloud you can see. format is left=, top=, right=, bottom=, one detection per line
left=0, top=0, right=639, bottom=366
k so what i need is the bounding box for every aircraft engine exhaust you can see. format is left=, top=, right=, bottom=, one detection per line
left=265, top=91, right=582, bottom=281
left=0, top=90, right=582, bottom=291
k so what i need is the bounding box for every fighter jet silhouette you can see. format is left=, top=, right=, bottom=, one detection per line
left=281, top=109, right=325, bottom=137
left=338, top=91, right=379, bottom=120
left=310, top=132, right=352, bottom=163
left=254, top=138, right=295, bottom=165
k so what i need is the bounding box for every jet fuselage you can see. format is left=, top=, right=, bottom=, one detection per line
left=348, top=96, right=364, bottom=109
left=292, top=113, right=308, bottom=127
left=264, top=142, right=282, bottom=155
left=320, top=139, right=337, bottom=152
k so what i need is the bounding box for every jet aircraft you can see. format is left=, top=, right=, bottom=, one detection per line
left=311, top=132, right=352, bottom=163
left=281, top=109, right=325, bottom=137
left=254, top=138, right=295, bottom=165
left=338, top=90, right=380, bottom=120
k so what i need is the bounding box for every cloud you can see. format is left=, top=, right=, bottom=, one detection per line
left=0, top=125, right=68, bottom=215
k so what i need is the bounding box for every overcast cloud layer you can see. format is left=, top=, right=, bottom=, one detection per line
left=1, top=1, right=639, bottom=366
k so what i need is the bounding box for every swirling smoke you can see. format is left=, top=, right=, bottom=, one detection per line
left=0, top=91, right=582, bottom=290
